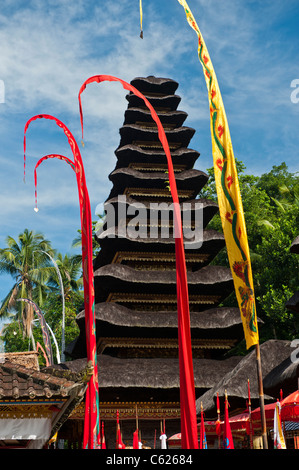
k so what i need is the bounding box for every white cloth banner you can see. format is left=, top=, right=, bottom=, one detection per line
left=0, top=418, right=51, bottom=441
left=160, top=433, right=167, bottom=449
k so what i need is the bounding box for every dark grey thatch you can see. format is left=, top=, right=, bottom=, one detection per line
left=196, top=340, right=293, bottom=418
left=46, top=355, right=242, bottom=390
left=95, top=227, right=225, bottom=260
left=100, top=196, right=219, bottom=231
left=71, top=304, right=247, bottom=359
left=123, top=107, right=188, bottom=128
left=130, top=76, right=179, bottom=95
left=119, top=124, right=195, bottom=149
left=107, top=167, right=208, bottom=199
left=126, top=93, right=181, bottom=112
left=264, top=352, right=299, bottom=397
left=94, top=264, right=233, bottom=301
left=115, top=145, right=199, bottom=170
left=102, top=195, right=219, bottom=219
left=76, top=302, right=242, bottom=332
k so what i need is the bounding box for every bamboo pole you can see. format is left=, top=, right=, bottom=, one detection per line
left=247, top=379, right=253, bottom=449
left=255, top=343, right=268, bottom=449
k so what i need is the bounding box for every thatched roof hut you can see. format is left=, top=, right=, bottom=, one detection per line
left=196, top=340, right=293, bottom=418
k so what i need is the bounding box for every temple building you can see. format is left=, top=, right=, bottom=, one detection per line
left=56, top=76, right=248, bottom=448
left=0, top=351, right=91, bottom=449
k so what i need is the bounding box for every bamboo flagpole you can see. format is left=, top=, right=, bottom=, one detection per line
left=247, top=379, right=253, bottom=449
left=177, top=0, right=268, bottom=449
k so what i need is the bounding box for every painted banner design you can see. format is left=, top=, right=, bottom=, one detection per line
left=78, top=74, right=198, bottom=449
left=177, top=0, right=259, bottom=349
left=274, top=401, right=286, bottom=449
left=24, top=115, right=100, bottom=449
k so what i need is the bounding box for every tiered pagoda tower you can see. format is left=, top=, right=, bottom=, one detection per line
left=65, top=76, right=245, bottom=448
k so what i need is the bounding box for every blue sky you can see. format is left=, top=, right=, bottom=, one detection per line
left=0, top=0, right=298, bottom=307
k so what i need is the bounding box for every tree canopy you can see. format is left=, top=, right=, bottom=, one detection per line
left=202, top=161, right=299, bottom=345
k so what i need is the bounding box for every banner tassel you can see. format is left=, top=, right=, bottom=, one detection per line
left=139, top=0, right=143, bottom=38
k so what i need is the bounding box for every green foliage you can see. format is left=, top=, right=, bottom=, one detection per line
left=0, top=229, right=84, bottom=363
left=0, top=229, right=55, bottom=337
left=2, top=291, right=82, bottom=367
left=72, top=219, right=102, bottom=259
left=201, top=161, right=299, bottom=343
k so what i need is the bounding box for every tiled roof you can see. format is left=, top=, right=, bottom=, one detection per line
left=0, top=360, right=92, bottom=400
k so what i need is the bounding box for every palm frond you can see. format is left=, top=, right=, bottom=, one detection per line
left=257, top=219, right=275, bottom=230
left=0, top=283, right=19, bottom=318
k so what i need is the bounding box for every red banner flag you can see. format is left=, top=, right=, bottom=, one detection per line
left=133, top=430, right=139, bottom=449
left=78, top=74, right=198, bottom=449
left=24, top=115, right=100, bottom=449
left=116, top=411, right=125, bottom=449
left=223, top=392, right=234, bottom=449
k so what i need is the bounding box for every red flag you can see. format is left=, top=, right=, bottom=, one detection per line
left=215, top=392, right=221, bottom=443
left=24, top=116, right=100, bottom=449
left=78, top=74, right=198, bottom=449
left=133, top=404, right=140, bottom=449
left=133, top=430, right=139, bottom=449
left=223, top=392, right=234, bottom=449
left=116, top=411, right=125, bottom=449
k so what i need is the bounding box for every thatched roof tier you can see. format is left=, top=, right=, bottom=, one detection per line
left=100, top=196, right=219, bottom=230
left=123, top=107, right=188, bottom=128
left=46, top=355, right=242, bottom=395
left=290, top=235, right=299, bottom=254
left=126, top=93, right=181, bottom=112
left=196, top=340, right=293, bottom=418
left=129, top=76, right=179, bottom=95
left=107, top=167, right=208, bottom=200
left=118, top=124, right=195, bottom=149
left=263, top=351, right=299, bottom=397
left=69, top=306, right=245, bottom=359
left=76, top=303, right=243, bottom=336
left=94, top=264, right=233, bottom=304
left=115, top=145, right=200, bottom=170
left=94, top=228, right=225, bottom=270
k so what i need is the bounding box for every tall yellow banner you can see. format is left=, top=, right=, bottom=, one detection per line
left=177, top=0, right=259, bottom=349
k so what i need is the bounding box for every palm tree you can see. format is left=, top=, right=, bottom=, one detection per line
left=48, top=253, right=83, bottom=298
left=46, top=252, right=83, bottom=362
left=0, top=229, right=55, bottom=338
